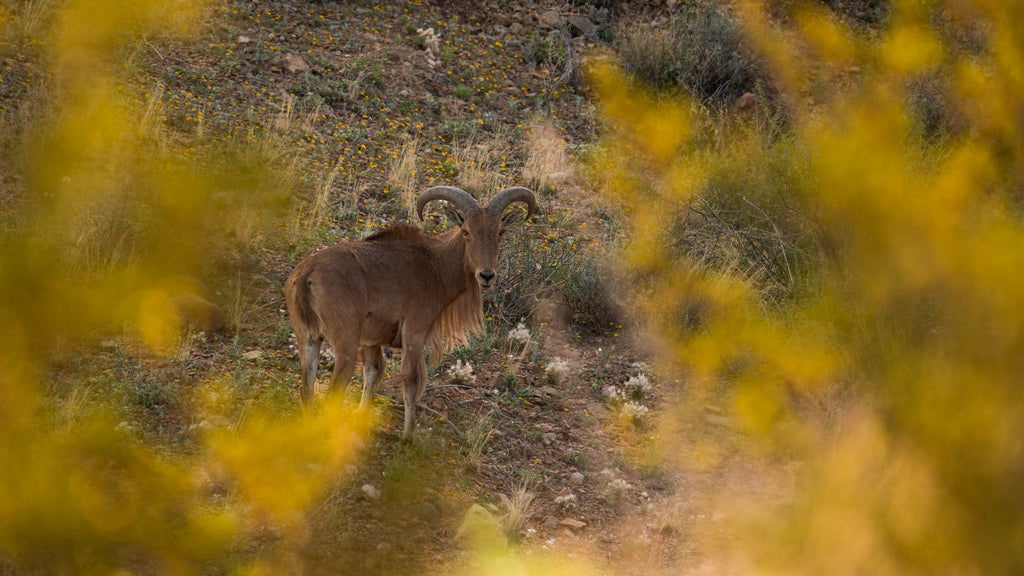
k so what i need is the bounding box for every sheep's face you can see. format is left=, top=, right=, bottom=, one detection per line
left=460, top=210, right=506, bottom=289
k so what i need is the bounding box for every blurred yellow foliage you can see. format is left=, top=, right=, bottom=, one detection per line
left=592, top=0, right=1024, bottom=574
left=0, top=0, right=354, bottom=573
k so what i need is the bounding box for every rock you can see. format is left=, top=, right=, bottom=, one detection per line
left=411, top=501, right=438, bottom=519
left=570, top=471, right=585, bottom=485
left=242, top=350, right=263, bottom=361
left=541, top=432, right=558, bottom=446
left=566, top=15, right=596, bottom=39
left=538, top=9, right=563, bottom=29
left=456, top=504, right=506, bottom=547
left=547, top=171, right=576, bottom=187
left=236, top=35, right=252, bottom=44
left=281, top=53, right=310, bottom=74
left=100, top=340, right=117, bottom=349
left=559, top=518, right=587, bottom=531
left=543, top=515, right=560, bottom=529
left=509, top=22, right=526, bottom=36
left=171, top=292, right=225, bottom=332
left=736, top=92, right=757, bottom=111
left=704, top=414, right=738, bottom=429
left=361, top=484, right=381, bottom=500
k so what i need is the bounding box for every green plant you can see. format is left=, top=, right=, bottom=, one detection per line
left=617, top=3, right=761, bottom=101
left=464, top=412, right=494, bottom=472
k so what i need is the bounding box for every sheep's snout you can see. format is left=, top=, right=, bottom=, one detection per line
left=477, top=269, right=496, bottom=288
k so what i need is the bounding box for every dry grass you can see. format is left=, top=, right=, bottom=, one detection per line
left=463, top=412, right=494, bottom=472
left=497, top=480, right=535, bottom=541
left=10, top=0, right=57, bottom=37
left=523, top=119, right=574, bottom=192
left=451, top=137, right=496, bottom=194
left=56, top=384, right=92, bottom=432
left=388, top=138, right=421, bottom=219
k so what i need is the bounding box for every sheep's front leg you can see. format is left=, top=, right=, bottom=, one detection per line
left=399, top=341, right=427, bottom=443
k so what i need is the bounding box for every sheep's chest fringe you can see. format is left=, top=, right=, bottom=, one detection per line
left=426, top=283, right=483, bottom=362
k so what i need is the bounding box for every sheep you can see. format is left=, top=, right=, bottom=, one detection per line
left=284, top=186, right=536, bottom=441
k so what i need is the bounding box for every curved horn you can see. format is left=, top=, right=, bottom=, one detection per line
left=416, top=186, right=481, bottom=221
left=486, top=187, right=536, bottom=220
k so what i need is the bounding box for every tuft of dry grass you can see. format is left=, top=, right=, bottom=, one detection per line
left=463, top=412, right=494, bottom=472
left=523, top=119, right=574, bottom=193
left=497, top=480, right=535, bottom=542
left=451, top=137, right=496, bottom=194
left=388, top=138, right=421, bottom=219
left=56, top=384, right=92, bottom=432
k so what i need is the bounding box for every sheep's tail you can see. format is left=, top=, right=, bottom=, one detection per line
left=286, top=267, right=323, bottom=341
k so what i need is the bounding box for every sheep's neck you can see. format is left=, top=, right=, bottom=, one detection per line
left=434, top=228, right=472, bottom=304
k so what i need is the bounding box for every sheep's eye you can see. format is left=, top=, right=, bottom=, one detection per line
left=498, top=229, right=505, bottom=237
left=462, top=229, right=470, bottom=237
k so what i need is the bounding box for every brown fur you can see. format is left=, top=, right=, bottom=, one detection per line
left=426, top=280, right=483, bottom=363
left=284, top=188, right=534, bottom=442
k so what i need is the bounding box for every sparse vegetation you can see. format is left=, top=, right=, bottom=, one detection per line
left=3, top=0, right=1023, bottom=575
left=617, top=1, right=762, bottom=101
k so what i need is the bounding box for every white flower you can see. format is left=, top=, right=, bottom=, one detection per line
left=416, top=27, right=441, bottom=53
left=554, top=493, right=578, bottom=509
left=545, top=357, right=571, bottom=381
left=621, top=401, right=649, bottom=422
left=625, top=373, right=652, bottom=396
left=608, top=478, right=632, bottom=493
left=508, top=321, right=531, bottom=344
left=447, top=360, right=476, bottom=384
left=602, top=385, right=625, bottom=401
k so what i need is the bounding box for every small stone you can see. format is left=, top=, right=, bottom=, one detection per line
left=541, top=432, right=558, bottom=446
left=559, top=518, right=587, bottom=531
left=236, top=35, right=252, bottom=44
left=361, top=484, right=381, bottom=500
left=736, top=92, right=757, bottom=111
left=704, top=414, right=738, bottom=429
left=242, top=350, right=263, bottom=361
left=543, top=515, right=560, bottom=529
left=538, top=9, right=562, bottom=29
left=547, top=171, right=576, bottom=187
left=100, top=340, right=117, bottom=349
left=509, top=22, right=525, bottom=36
left=281, top=53, right=310, bottom=74
left=570, top=471, right=585, bottom=485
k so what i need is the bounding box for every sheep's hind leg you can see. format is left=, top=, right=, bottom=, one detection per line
left=327, top=340, right=358, bottom=401
left=359, top=345, right=385, bottom=411
left=298, top=338, right=322, bottom=415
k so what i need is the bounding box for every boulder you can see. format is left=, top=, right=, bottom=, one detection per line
left=566, top=15, right=596, bottom=39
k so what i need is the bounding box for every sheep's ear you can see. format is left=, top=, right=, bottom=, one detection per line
left=442, top=205, right=464, bottom=226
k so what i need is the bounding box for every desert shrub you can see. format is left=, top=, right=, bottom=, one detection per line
left=617, top=2, right=762, bottom=101
left=483, top=215, right=620, bottom=336
left=668, top=135, right=820, bottom=301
